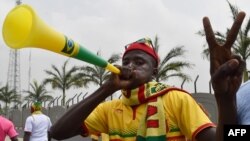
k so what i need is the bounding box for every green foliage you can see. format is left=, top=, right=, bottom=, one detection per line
left=43, top=59, right=85, bottom=106
left=0, top=84, right=21, bottom=115
left=153, top=36, right=194, bottom=83
left=79, top=52, right=121, bottom=87
left=78, top=52, right=121, bottom=100
left=197, top=0, right=250, bottom=82
left=23, top=80, right=53, bottom=103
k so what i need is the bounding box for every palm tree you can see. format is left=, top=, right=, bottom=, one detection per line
left=197, top=0, right=250, bottom=82
left=43, top=59, right=85, bottom=106
left=79, top=52, right=121, bottom=99
left=0, top=84, right=21, bottom=115
left=23, top=80, right=53, bottom=103
left=153, top=36, right=194, bottom=83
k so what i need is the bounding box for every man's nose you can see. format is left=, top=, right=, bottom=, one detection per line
left=128, top=62, right=135, bottom=68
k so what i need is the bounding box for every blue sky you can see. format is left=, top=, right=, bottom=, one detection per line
left=1, top=0, right=250, bottom=101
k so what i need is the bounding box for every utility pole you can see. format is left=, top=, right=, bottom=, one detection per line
left=16, top=0, right=21, bottom=5
left=7, top=0, right=22, bottom=109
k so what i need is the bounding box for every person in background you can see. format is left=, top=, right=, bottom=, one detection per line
left=50, top=12, right=246, bottom=141
left=0, top=115, right=19, bottom=141
left=237, top=80, right=250, bottom=124
left=23, top=102, right=52, bottom=141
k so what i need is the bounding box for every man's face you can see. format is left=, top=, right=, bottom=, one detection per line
left=122, top=50, right=156, bottom=89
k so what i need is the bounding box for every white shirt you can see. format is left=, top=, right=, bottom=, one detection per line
left=24, top=113, right=52, bottom=141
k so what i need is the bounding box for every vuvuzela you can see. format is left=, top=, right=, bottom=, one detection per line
left=2, top=4, right=120, bottom=74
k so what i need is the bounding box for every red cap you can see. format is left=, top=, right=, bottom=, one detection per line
left=123, top=42, right=160, bottom=65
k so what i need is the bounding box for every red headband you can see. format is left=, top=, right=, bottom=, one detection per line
left=123, top=42, right=160, bottom=65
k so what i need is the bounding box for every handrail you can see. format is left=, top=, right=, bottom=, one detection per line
left=77, top=92, right=83, bottom=102
left=71, top=94, right=78, bottom=105
left=194, top=75, right=199, bottom=93
left=66, top=98, right=72, bottom=108
left=61, top=96, right=66, bottom=106
left=82, top=92, right=88, bottom=99
left=181, top=79, right=186, bottom=89
left=48, top=97, right=57, bottom=108
left=56, top=96, right=62, bottom=106
left=209, top=80, right=212, bottom=94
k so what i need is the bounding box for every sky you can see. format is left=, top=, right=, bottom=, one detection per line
left=1, top=0, right=250, bottom=102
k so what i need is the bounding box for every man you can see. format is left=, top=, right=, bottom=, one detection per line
left=50, top=12, right=246, bottom=141
left=23, top=102, right=52, bottom=141
left=0, top=115, right=19, bottom=141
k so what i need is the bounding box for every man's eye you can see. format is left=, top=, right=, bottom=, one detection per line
left=122, top=61, right=129, bottom=66
left=135, top=60, right=144, bottom=65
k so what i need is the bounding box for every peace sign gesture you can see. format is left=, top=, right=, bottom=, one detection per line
left=203, top=12, right=246, bottom=100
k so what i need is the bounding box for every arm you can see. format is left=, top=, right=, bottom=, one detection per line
left=10, top=136, right=18, bottom=141
left=48, top=118, right=52, bottom=141
left=50, top=66, right=136, bottom=140
left=48, top=131, right=51, bottom=141
left=23, top=131, right=31, bottom=141
left=196, top=12, right=246, bottom=141
left=7, top=119, right=19, bottom=141
left=50, top=84, right=115, bottom=140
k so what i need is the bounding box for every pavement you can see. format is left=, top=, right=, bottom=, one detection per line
left=4, top=128, right=91, bottom=141
left=5, top=136, right=91, bottom=141
left=5, top=137, right=23, bottom=141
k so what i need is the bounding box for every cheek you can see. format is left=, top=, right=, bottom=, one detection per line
left=134, top=66, right=154, bottom=79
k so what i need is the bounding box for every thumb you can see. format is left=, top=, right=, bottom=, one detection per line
left=213, top=59, right=239, bottom=80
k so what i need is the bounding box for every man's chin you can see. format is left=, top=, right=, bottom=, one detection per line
left=124, top=81, right=148, bottom=90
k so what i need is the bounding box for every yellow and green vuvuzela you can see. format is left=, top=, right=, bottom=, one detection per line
left=2, top=4, right=120, bottom=74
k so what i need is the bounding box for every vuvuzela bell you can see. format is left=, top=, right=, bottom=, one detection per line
left=2, top=4, right=120, bottom=74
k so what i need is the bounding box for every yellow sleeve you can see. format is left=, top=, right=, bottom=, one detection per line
left=163, top=90, right=215, bottom=140
left=83, top=102, right=109, bottom=135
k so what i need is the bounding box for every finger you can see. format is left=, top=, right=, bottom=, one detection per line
left=119, top=66, right=135, bottom=80
left=232, top=55, right=246, bottom=76
left=212, top=59, right=239, bottom=80
left=210, top=61, right=220, bottom=76
left=224, top=12, right=246, bottom=48
left=203, top=17, right=217, bottom=48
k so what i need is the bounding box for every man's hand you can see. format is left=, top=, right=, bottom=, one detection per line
left=203, top=12, right=246, bottom=100
left=105, top=65, right=138, bottom=91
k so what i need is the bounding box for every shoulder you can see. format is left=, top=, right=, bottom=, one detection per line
left=95, top=99, right=124, bottom=111
left=162, top=87, right=192, bottom=99
left=162, top=87, right=197, bottom=108
left=237, top=80, right=250, bottom=107
left=41, top=113, right=49, bottom=117
left=237, top=80, right=250, bottom=124
left=237, top=80, right=250, bottom=96
left=26, top=115, right=34, bottom=121
left=40, top=114, right=51, bottom=120
left=0, top=116, right=13, bottom=125
left=0, top=116, right=8, bottom=122
left=99, top=99, right=123, bottom=107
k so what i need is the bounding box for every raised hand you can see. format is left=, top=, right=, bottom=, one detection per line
left=203, top=12, right=246, bottom=99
